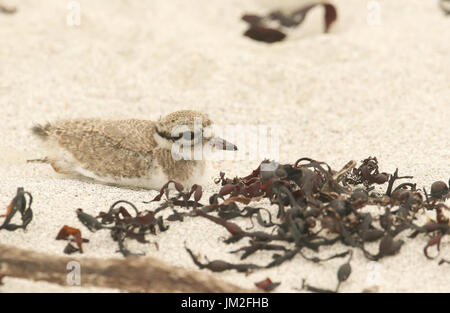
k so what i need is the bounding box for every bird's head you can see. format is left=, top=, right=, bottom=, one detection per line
left=154, top=110, right=237, bottom=155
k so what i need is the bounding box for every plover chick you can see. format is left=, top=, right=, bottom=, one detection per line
left=30, top=110, right=237, bottom=190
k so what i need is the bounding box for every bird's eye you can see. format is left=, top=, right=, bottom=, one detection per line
left=183, top=131, right=195, bottom=141
left=170, top=130, right=201, bottom=142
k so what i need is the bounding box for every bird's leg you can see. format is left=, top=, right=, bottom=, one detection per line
left=27, top=157, right=72, bottom=174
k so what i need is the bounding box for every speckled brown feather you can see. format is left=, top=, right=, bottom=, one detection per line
left=44, top=119, right=158, bottom=178
left=156, top=110, right=212, bottom=136
left=154, top=148, right=200, bottom=182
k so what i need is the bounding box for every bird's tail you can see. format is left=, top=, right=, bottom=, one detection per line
left=31, top=123, right=51, bottom=140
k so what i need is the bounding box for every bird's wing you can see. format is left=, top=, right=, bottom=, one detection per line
left=51, top=119, right=157, bottom=178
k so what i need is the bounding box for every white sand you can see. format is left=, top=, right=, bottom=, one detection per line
left=0, top=0, right=449, bottom=292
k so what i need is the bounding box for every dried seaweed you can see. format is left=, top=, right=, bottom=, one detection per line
left=185, top=244, right=260, bottom=273
left=242, top=2, right=338, bottom=43
left=255, top=278, right=280, bottom=292
left=56, top=155, right=449, bottom=292
left=166, top=157, right=448, bottom=292
left=97, top=201, right=166, bottom=256
left=57, top=200, right=167, bottom=256
left=243, top=26, right=287, bottom=44
left=298, top=250, right=353, bottom=293
left=56, top=225, right=89, bottom=254
left=0, top=188, right=33, bottom=231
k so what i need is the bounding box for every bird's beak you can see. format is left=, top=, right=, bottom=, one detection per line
left=210, top=137, right=238, bottom=151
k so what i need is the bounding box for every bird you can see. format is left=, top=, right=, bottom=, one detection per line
left=30, top=110, right=237, bottom=190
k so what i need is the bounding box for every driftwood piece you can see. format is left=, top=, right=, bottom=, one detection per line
left=0, top=243, right=252, bottom=292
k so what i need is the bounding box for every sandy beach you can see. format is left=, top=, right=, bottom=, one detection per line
left=0, top=0, right=449, bottom=292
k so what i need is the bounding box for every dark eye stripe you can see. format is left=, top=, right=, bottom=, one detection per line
left=156, top=129, right=201, bottom=142
left=156, top=129, right=179, bottom=140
